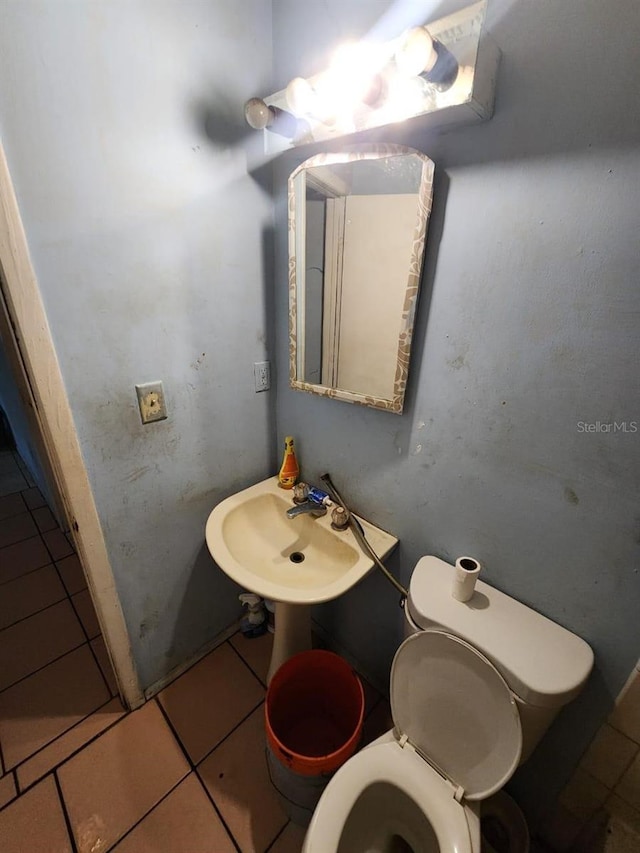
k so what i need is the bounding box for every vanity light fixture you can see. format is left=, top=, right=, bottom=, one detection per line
left=244, top=0, right=500, bottom=152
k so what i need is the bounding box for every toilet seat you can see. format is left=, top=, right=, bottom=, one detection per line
left=391, top=630, right=522, bottom=800
left=303, top=734, right=473, bottom=853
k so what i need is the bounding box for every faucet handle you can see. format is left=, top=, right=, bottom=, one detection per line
left=293, top=482, right=310, bottom=504
left=331, top=506, right=349, bottom=530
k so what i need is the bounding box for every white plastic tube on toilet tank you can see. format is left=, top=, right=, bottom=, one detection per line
left=451, top=556, right=482, bottom=602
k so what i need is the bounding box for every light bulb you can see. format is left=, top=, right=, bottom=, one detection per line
left=395, top=28, right=436, bottom=78
left=381, top=76, right=431, bottom=123
left=244, top=97, right=275, bottom=130
left=313, top=41, right=386, bottom=124
left=244, top=97, right=302, bottom=139
left=395, top=27, right=459, bottom=91
left=285, top=77, right=315, bottom=116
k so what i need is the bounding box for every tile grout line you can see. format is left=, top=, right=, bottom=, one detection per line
left=13, top=695, right=125, bottom=797
left=0, top=498, right=28, bottom=522
left=1, top=489, right=51, bottom=547
left=38, top=524, right=74, bottom=564
left=365, top=695, right=383, bottom=722
left=50, top=549, right=115, bottom=700
left=0, top=637, right=89, bottom=697
left=103, top=775, right=189, bottom=851
left=142, top=628, right=242, bottom=700
left=92, top=767, right=215, bottom=853
left=85, top=636, right=115, bottom=700
left=192, top=772, right=243, bottom=853
left=66, top=589, right=89, bottom=635
left=60, top=563, right=111, bottom=691
left=608, top=718, right=640, bottom=746
left=0, top=496, right=68, bottom=589
left=53, top=769, right=79, bottom=853
left=154, top=697, right=244, bottom=853
left=0, top=792, right=15, bottom=817
left=588, top=745, right=640, bottom=797
left=12, top=451, right=34, bottom=483
left=0, top=554, right=53, bottom=588
left=0, top=522, right=42, bottom=552
left=265, top=820, right=293, bottom=852
left=226, top=636, right=269, bottom=688
left=194, top=697, right=266, bottom=769
left=0, top=736, right=6, bottom=787
left=0, top=589, right=70, bottom=634
left=0, top=475, right=29, bottom=496
left=152, top=698, right=243, bottom=853
left=23, top=504, right=68, bottom=555
left=8, top=769, right=17, bottom=808
left=153, top=697, right=195, bottom=769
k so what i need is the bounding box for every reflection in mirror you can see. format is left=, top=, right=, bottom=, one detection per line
left=289, top=145, right=434, bottom=413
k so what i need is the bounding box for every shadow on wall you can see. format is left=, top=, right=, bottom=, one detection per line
left=165, top=542, right=242, bottom=682
left=193, top=85, right=276, bottom=199
left=313, top=549, right=408, bottom=693
left=509, top=664, right=614, bottom=828
left=192, top=90, right=250, bottom=149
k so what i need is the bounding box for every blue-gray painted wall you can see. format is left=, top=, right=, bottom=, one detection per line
left=272, top=0, right=640, bottom=822
left=0, top=0, right=276, bottom=690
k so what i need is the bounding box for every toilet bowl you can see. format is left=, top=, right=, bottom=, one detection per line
left=304, top=731, right=479, bottom=852
left=302, top=556, right=594, bottom=853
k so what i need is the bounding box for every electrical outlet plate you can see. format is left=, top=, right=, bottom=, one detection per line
left=254, top=361, right=271, bottom=392
left=135, top=381, right=167, bottom=424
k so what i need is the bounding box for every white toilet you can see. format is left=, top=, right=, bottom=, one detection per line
left=303, top=556, right=594, bottom=853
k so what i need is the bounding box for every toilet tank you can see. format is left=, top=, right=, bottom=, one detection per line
left=405, top=556, right=594, bottom=762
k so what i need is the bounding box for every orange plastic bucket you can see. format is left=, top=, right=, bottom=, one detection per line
left=265, top=650, right=365, bottom=777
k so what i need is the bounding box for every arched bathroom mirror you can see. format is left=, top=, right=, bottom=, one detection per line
left=288, top=144, right=434, bottom=413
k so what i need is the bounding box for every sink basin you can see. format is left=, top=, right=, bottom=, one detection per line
left=206, top=476, right=398, bottom=605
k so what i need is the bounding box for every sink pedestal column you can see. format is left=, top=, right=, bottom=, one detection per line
left=267, top=602, right=312, bottom=683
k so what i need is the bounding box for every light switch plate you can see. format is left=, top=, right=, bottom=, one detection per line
left=135, top=381, right=167, bottom=424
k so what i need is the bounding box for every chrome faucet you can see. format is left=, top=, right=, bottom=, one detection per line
left=286, top=500, right=327, bottom=519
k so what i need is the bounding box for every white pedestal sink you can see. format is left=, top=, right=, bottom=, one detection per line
left=205, top=476, right=398, bottom=681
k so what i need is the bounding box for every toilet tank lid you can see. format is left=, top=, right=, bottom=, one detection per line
left=408, top=557, right=594, bottom=709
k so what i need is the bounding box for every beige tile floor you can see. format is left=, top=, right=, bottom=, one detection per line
left=0, top=449, right=393, bottom=852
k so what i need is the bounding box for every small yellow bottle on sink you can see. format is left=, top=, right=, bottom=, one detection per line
left=278, top=435, right=299, bottom=489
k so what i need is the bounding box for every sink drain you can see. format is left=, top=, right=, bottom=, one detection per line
left=289, top=552, right=305, bottom=564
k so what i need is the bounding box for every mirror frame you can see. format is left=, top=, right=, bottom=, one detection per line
left=288, top=144, right=434, bottom=414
